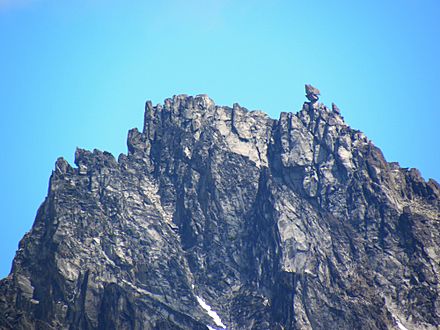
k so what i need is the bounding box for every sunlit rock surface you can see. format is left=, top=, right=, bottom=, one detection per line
left=1, top=86, right=439, bottom=329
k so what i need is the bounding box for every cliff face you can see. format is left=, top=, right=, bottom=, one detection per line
left=1, top=86, right=439, bottom=330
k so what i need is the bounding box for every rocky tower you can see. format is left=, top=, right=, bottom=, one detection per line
left=1, top=86, right=439, bottom=330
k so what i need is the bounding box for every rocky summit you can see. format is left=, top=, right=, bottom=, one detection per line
left=1, top=85, right=439, bottom=330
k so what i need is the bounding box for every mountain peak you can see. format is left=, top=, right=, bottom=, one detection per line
left=1, top=88, right=439, bottom=330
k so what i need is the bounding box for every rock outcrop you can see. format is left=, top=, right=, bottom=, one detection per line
left=305, top=84, right=320, bottom=103
left=1, top=86, right=439, bottom=329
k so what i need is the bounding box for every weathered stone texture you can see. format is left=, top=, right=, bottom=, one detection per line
left=1, top=87, right=439, bottom=329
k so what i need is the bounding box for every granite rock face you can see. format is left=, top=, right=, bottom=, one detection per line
left=1, top=86, right=439, bottom=330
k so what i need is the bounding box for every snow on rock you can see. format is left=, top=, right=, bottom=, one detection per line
left=196, top=296, right=226, bottom=329
left=395, top=320, right=408, bottom=330
left=390, top=311, right=409, bottom=330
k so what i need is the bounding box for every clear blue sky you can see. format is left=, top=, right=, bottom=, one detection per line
left=1, top=0, right=439, bottom=278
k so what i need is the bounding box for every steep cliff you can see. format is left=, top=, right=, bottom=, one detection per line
left=1, top=86, right=439, bottom=330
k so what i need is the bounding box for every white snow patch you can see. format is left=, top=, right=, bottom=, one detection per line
left=384, top=296, right=410, bottom=330
left=395, top=319, right=408, bottom=330
left=390, top=312, right=408, bottom=330
left=196, top=296, right=226, bottom=329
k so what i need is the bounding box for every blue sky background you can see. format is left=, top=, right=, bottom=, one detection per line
left=0, top=0, right=439, bottom=278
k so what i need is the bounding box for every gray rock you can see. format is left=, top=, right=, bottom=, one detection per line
left=305, top=84, right=320, bottom=102
left=1, top=88, right=439, bottom=330
left=331, top=102, right=341, bottom=114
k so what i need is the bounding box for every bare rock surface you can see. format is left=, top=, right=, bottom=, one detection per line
left=1, top=86, right=439, bottom=329
left=305, top=84, right=320, bottom=103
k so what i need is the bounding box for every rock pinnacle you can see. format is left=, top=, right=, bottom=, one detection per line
left=305, top=84, right=320, bottom=102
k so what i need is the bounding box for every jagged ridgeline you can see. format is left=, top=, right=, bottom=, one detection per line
left=1, top=86, right=439, bottom=330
